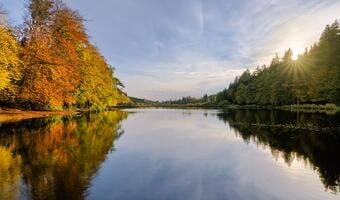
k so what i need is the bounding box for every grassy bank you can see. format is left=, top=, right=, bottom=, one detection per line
left=225, top=104, right=340, bottom=114
left=276, top=104, right=339, bottom=114
left=144, top=103, right=339, bottom=114
left=116, top=102, right=340, bottom=115
left=0, top=109, right=77, bottom=123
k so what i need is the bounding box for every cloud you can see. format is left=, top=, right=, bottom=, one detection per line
left=2, top=0, right=340, bottom=100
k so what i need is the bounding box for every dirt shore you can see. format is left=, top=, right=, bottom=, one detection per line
left=0, top=109, right=77, bottom=123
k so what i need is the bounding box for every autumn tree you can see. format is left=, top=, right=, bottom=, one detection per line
left=0, top=24, right=22, bottom=103
left=20, top=1, right=87, bottom=109
left=76, top=45, right=130, bottom=109
left=28, top=0, right=53, bottom=25
left=0, top=0, right=129, bottom=110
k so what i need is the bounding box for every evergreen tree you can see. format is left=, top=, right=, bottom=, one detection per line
left=215, top=20, right=340, bottom=106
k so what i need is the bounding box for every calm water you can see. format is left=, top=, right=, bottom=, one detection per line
left=0, top=109, right=340, bottom=200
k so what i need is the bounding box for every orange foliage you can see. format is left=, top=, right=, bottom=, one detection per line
left=20, top=6, right=88, bottom=109
left=1, top=0, right=130, bottom=110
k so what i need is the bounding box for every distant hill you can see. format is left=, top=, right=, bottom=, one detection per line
left=129, top=97, right=156, bottom=104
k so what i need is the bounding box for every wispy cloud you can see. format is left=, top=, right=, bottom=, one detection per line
left=2, top=0, right=340, bottom=100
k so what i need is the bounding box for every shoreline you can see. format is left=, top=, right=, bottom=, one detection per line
left=115, top=103, right=340, bottom=114
left=1, top=103, right=339, bottom=124
left=0, top=109, right=77, bottom=123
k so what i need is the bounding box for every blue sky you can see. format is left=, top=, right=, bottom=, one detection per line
left=2, top=0, right=340, bottom=100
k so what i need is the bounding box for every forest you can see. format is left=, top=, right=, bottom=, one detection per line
left=0, top=0, right=129, bottom=111
left=215, top=20, right=340, bottom=107
left=1, top=1, right=339, bottom=111
left=158, top=20, right=340, bottom=110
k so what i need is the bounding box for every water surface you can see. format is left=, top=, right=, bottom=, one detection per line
left=0, top=109, right=339, bottom=200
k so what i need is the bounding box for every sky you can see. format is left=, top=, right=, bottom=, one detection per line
left=1, top=0, right=340, bottom=100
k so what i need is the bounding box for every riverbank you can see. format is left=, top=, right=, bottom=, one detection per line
left=0, top=109, right=77, bottom=123
left=276, top=104, right=340, bottom=114
left=113, top=104, right=217, bottom=109
left=115, top=103, right=340, bottom=114
left=226, top=104, right=340, bottom=114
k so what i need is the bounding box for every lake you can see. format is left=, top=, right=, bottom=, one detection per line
left=0, top=108, right=340, bottom=200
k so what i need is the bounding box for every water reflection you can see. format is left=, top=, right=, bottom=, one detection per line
left=0, top=111, right=128, bottom=200
left=1, top=109, right=340, bottom=199
left=217, top=109, right=340, bottom=193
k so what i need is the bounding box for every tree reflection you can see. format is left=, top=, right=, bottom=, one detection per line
left=0, top=111, right=128, bottom=200
left=217, top=110, right=340, bottom=193
left=0, top=146, right=21, bottom=200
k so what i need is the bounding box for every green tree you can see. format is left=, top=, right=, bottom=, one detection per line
left=216, top=20, right=340, bottom=106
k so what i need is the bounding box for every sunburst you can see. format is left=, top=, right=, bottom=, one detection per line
left=278, top=48, right=310, bottom=80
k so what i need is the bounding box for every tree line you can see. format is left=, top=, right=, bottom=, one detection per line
left=215, top=20, right=340, bottom=106
left=0, top=0, right=129, bottom=110
left=127, top=20, right=340, bottom=109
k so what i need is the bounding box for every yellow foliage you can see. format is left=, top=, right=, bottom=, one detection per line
left=0, top=26, right=21, bottom=98
left=1, top=3, right=129, bottom=110
left=76, top=45, right=130, bottom=109
left=0, top=146, right=22, bottom=200
left=0, top=69, right=9, bottom=90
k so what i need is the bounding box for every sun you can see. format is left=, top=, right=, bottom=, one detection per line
left=284, top=38, right=305, bottom=61
left=292, top=53, right=299, bottom=60
left=291, top=47, right=303, bottom=61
